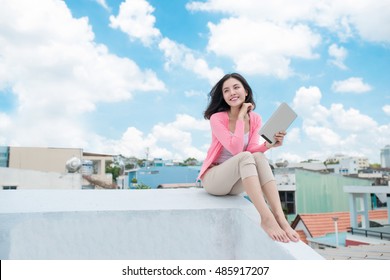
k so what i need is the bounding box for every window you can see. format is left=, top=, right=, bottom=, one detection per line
left=140, top=170, right=159, bottom=175
left=279, top=191, right=296, bottom=215
left=3, top=186, right=17, bottom=190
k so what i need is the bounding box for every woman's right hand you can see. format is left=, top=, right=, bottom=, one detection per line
left=238, top=103, right=253, bottom=119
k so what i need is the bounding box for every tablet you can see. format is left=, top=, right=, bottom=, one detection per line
left=259, top=102, right=298, bottom=144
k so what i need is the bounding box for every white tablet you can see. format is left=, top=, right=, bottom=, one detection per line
left=259, top=102, right=298, bottom=144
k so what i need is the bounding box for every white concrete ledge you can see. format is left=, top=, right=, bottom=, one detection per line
left=0, top=188, right=323, bottom=260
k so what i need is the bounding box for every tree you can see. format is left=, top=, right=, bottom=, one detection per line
left=183, top=157, right=198, bottom=166
left=135, top=183, right=151, bottom=189
left=105, top=161, right=122, bottom=181
left=370, top=163, right=381, bottom=169
left=125, top=163, right=136, bottom=170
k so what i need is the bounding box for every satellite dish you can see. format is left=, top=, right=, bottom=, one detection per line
left=66, top=157, right=82, bottom=173
left=275, top=159, right=289, bottom=168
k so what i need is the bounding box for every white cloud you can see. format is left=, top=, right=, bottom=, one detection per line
left=304, top=125, right=341, bottom=146
left=286, top=85, right=389, bottom=163
left=206, top=18, right=320, bottom=78
left=107, top=127, right=157, bottom=158
left=188, top=0, right=390, bottom=43
left=302, top=1, right=390, bottom=43
left=158, top=37, right=224, bottom=85
left=285, top=127, right=301, bottom=144
left=185, top=90, right=204, bottom=98
left=95, top=0, right=110, bottom=11
left=330, top=104, right=377, bottom=132
left=347, top=0, right=390, bottom=43
left=328, top=43, right=348, bottom=69
left=187, top=0, right=318, bottom=22
left=100, top=114, right=210, bottom=160
left=332, top=77, right=372, bottom=93
left=0, top=113, right=11, bottom=130
left=169, top=114, right=210, bottom=131
left=108, top=0, right=224, bottom=84
left=383, top=105, right=390, bottom=116
left=187, top=0, right=390, bottom=78
left=0, top=0, right=165, bottom=149
left=292, top=86, right=330, bottom=126
left=109, top=0, right=161, bottom=46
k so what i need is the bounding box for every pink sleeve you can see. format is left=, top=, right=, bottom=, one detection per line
left=246, top=113, right=269, bottom=153
left=210, top=113, right=246, bottom=155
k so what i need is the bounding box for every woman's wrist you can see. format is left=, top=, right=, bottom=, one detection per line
left=265, top=142, right=273, bottom=149
left=237, top=113, right=245, bottom=120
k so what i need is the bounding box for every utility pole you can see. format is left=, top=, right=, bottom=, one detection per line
left=332, top=216, right=339, bottom=247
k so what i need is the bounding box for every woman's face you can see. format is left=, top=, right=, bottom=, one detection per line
left=222, top=77, right=248, bottom=108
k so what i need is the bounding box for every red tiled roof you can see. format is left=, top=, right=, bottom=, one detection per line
left=292, top=209, right=388, bottom=238
left=296, top=230, right=308, bottom=244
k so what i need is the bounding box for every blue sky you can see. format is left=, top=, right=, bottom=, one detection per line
left=0, top=0, right=389, bottom=164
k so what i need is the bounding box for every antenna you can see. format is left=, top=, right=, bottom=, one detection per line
left=146, top=147, right=149, bottom=161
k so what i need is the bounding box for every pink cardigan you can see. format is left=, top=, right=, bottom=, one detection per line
left=198, top=111, right=269, bottom=180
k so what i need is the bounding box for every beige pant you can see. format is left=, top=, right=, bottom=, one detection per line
left=202, top=152, right=275, bottom=195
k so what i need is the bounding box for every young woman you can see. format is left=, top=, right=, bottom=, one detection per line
left=198, top=73, right=299, bottom=243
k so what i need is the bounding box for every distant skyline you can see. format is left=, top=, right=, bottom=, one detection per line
left=0, top=0, right=389, bottom=164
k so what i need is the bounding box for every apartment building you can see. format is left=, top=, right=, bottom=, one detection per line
left=0, top=146, right=113, bottom=189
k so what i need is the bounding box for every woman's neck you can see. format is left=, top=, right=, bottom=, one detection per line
left=228, top=107, right=240, bottom=120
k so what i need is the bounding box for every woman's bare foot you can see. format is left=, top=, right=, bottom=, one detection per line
left=261, top=216, right=290, bottom=243
left=275, top=216, right=300, bottom=242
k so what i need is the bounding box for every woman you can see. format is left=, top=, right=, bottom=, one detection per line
left=198, top=73, right=299, bottom=243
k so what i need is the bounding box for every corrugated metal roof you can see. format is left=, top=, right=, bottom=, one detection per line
left=315, top=243, right=390, bottom=260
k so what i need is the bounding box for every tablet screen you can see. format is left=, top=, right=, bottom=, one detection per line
left=259, top=102, right=298, bottom=144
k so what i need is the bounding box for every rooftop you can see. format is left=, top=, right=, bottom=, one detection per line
left=316, top=243, right=390, bottom=260
left=0, top=188, right=323, bottom=260
left=292, top=209, right=389, bottom=238
left=292, top=209, right=390, bottom=260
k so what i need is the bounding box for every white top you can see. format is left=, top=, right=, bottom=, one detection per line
left=215, top=132, right=249, bottom=164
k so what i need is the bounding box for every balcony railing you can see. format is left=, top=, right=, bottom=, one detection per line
left=348, top=226, right=390, bottom=240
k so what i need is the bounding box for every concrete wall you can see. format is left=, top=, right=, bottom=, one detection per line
left=0, top=167, right=82, bottom=189
left=295, top=169, right=374, bottom=214
left=9, top=147, right=82, bottom=173
left=0, top=188, right=323, bottom=260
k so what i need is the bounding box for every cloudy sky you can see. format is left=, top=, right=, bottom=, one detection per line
left=0, top=0, right=389, bottom=164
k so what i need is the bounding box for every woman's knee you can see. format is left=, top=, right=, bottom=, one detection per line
left=238, top=151, right=254, bottom=163
left=253, top=152, right=269, bottom=165
left=237, top=152, right=258, bottom=179
left=253, top=152, right=266, bottom=160
left=253, top=152, right=274, bottom=184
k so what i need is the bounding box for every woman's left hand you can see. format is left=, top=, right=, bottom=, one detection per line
left=271, top=131, right=286, bottom=148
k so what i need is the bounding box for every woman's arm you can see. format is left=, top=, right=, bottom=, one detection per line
left=246, top=112, right=270, bottom=153
left=210, top=113, right=246, bottom=155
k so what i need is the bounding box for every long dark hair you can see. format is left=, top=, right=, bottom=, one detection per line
left=203, top=73, right=256, bottom=119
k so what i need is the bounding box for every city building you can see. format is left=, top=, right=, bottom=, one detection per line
left=325, top=154, right=369, bottom=175
left=127, top=165, right=200, bottom=189
left=381, top=145, right=390, bottom=168
left=291, top=184, right=390, bottom=259
left=292, top=209, right=389, bottom=247
left=274, top=167, right=374, bottom=222
left=0, top=146, right=10, bottom=167
left=0, top=146, right=114, bottom=189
